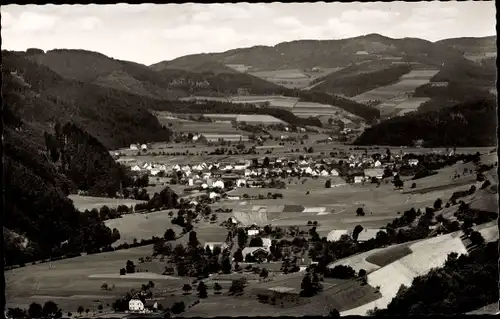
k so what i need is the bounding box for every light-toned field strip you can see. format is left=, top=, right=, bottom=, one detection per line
left=88, top=273, right=181, bottom=280
left=340, top=222, right=498, bottom=316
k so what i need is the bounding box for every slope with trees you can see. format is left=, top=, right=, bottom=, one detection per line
left=3, top=50, right=173, bottom=150
left=354, top=98, right=496, bottom=147
left=311, top=64, right=412, bottom=97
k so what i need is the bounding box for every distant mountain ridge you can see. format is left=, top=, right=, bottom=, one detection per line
left=152, top=34, right=496, bottom=71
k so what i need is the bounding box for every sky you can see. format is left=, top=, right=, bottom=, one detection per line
left=1, top=2, right=496, bottom=66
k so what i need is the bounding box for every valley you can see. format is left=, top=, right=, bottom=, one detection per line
left=2, top=5, right=497, bottom=318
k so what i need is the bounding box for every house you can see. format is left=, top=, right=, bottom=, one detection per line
left=364, top=168, right=384, bottom=180
left=213, top=180, right=225, bottom=189
left=236, top=179, right=247, bottom=187
left=408, top=159, right=419, bottom=166
left=354, top=176, right=365, bottom=184
left=261, top=238, right=272, bottom=248
left=209, top=192, right=220, bottom=200
left=330, top=169, right=340, bottom=177
left=227, top=195, right=241, bottom=200
left=241, top=247, right=270, bottom=262
left=356, top=228, right=386, bottom=242
left=141, top=144, right=148, bottom=151
left=247, top=224, right=260, bottom=236
left=131, top=165, right=142, bottom=172
left=374, top=160, right=382, bottom=167
left=130, top=144, right=138, bottom=150
left=129, top=295, right=145, bottom=312
left=144, top=299, right=160, bottom=311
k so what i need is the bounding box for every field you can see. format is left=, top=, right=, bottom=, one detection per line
left=68, top=195, right=146, bottom=211
left=5, top=245, right=173, bottom=314
left=352, top=69, right=439, bottom=118
left=104, top=211, right=183, bottom=247
left=247, top=69, right=332, bottom=90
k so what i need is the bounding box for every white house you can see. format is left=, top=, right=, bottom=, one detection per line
left=209, top=192, right=220, bottom=200
left=141, top=144, right=148, bottom=151
left=374, top=160, right=382, bottom=167
left=261, top=238, right=272, bottom=248
left=354, top=176, right=364, bottom=184
left=129, top=297, right=145, bottom=312
left=247, top=229, right=260, bottom=236
left=320, top=170, right=330, bottom=177
left=213, top=180, right=225, bottom=189
left=130, top=144, right=138, bottom=150
left=330, top=169, right=340, bottom=176
left=131, top=165, right=142, bottom=172
left=236, top=179, right=247, bottom=187
left=408, top=159, right=419, bottom=166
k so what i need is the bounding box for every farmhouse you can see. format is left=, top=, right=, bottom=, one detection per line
left=408, top=159, right=419, bottom=166
left=354, top=176, right=365, bottom=184
left=356, top=228, right=386, bottom=242
left=129, top=294, right=145, bottom=312
left=242, top=247, right=270, bottom=262
left=364, top=168, right=384, bottom=180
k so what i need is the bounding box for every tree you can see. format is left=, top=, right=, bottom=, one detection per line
left=164, top=228, right=176, bottom=241
left=182, top=284, right=192, bottom=295
left=260, top=268, right=269, bottom=278
left=97, top=305, right=103, bottom=312
left=394, top=179, right=404, bottom=189
left=229, top=278, right=246, bottom=295
left=148, top=280, right=155, bottom=289
left=325, top=180, right=332, bottom=188
left=352, top=225, right=364, bottom=241
left=470, top=231, right=485, bottom=246
left=213, top=282, right=223, bottom=294
left=101, top=283, right=108, bottom=290
left=358, top=269, right=367, bottom=284
left=329, top=308, right=341, bottom=318
left=120, top=268, right=126, bottom=275
left=188, top=231, right=199, bottom=248
left=85, top=309, right=90, bottom=316
left=356, top=207, right=365, bottom=216
left=126, top=260, right=135, bottom=273
left=411, top=182, right=416, bottom=189
left=249, top=237, right=263, bottom=247
left=237, top=228, right=248, bottom=248
left=68, top=312, right=73, bottom=317
left=29, top=303, right=43, bottom=319
left=77, top=306, right=84, bottom=315
left=8, top=308, right=27, bottom=319
left=233, top=249, right=244, bottom=263
left=434, top=198, right=443, bottom=210
left=171, top=301, right=185, bottom=314
left=197, top=281, right=208, bottom=298
left=42, top=301, right=60, bottom=318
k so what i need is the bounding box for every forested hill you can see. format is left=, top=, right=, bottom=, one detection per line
left=3, top=50, right=173, bottom=150
left=4, top=122, right=121, bottom=266
left=353, top=99, right=496, bottom=147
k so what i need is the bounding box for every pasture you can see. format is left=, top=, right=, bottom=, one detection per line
left=68, top=195, right=146, bottom=211
left=104, top=211, right=184, bottom=247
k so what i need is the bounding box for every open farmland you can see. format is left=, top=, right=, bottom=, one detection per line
left=68, top=195, right=146, bottom=211
left=352, top=69, right=439, bottom=117
left=5, top=245, right=174, bottom=314
left=104, top=211, right=183, bottom=247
